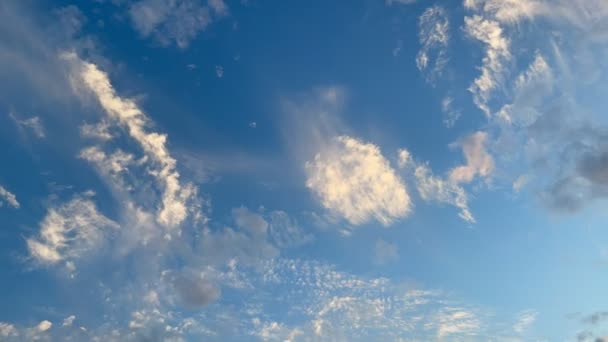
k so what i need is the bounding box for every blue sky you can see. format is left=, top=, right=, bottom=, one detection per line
left=1, top=0, right=608, bottom=341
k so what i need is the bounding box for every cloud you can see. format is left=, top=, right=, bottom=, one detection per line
left=9, top=112, right=45, bottom=138
left=172, top=272, right=221, bottom=309
left=415, top=163, right=476, bottom=223
left=441, top=96, right=461, bottom=128
left=416, top=6, right=450, bottom=84
left=232, top=206, right=268, bottom=235
left=215, top=65, right=224, bottom=78
left=0, top=323, right=18, bottom=338
left=232, top=207, right=312, bottom=248
left=267, top=211, right=313, bottom=248
left=373, top=239, right=398, bottom=265
left=449, top=131, right=495, bottom=184
left=80, top=121, right=113, bottom=141
left=0, top=185, right=19, bottom=209
left=64, top=53, right=196, bottom=229
left=513, top=309, right=537, bottom=334
left=35, top=320, right=52, bottom=333
left=26, top=194, right=119, bottom=267
left=62, top=316, right=76, bottom=327
left=128, top=0, right=228, bottom=48
left=464, top=15, right=511, bottom=117
left=464, top=0, right=548, bottom=23
left=433, top=307, right=481, bottom=339
left=498, top=52, right=553, bottom=125
left=305, top=135, right=412, bottom=226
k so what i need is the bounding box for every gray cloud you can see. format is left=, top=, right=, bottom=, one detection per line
left=128, top=0, right=228, bottom=48
left=173, top=272, right=221, bottom=309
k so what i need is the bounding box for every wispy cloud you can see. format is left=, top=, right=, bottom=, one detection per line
left=464, top=15, right=511, bottom=117
left=9, top=112, right=45, bottom=138
left=0, top=184, right=19, bottom=209
left=64, top=53, right=197, bottom=229
left=128, top=0, right=229, bottom=48
left=416, top=6, right=450, bottom=84
left=26, top=194, right=119, bottom=269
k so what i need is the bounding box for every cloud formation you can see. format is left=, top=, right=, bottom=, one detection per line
left=26, top=194, right=119, bottom=267
left=416, top=6, right=450, bottom=84
left=464, top=15, right=511, bottom=117
left=0, top=185, right=19, bottom=209
left=129, top=0, right=228, bottom=48
left=64, top=53, right=197, bottom=229
left=306, top=136, right=412, bottom=226
left=449, top=131, right=495, bottom=184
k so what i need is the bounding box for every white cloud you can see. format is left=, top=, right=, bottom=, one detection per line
left=433, top=307, right=481, bottom=339
left=62, top=316, right=76, bottom=327
left=397, top=148, right=412, bottom=169
left=35, top=320, right=52, bottom=333
left=464, top=0, right=548, bottom=24
left=416, top=6, right=450, bottom=83
left=464, top=15, right=511, bottom=117
left=128, top=0, right=227, bottom=48
left=64, top=53, right=196, bottom=229
left=373, top=239, right=399, bottom=265
left=415, top=163, right=476, bottom=223
left=26, top=195, right=119, bottom=266
left=449, top=131, right=495, bottom=184
left=0, top=185, right=19, bottom=209
left=306, top=135, right=412, bottom=226
left=0, top=323, right=18, bottom=338
left=80, top=121, right=113, bottom=141
left=513, top=309, right=537, bottom=334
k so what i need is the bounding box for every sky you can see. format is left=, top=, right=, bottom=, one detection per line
left=1, top=0, right=608, bottom=341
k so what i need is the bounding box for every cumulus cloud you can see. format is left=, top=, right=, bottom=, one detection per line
left=26, top=194, right=119, bottom=266
left=0, top=185, right=19, bottom=209
left=129, top=0, right=228, bottom=48
left=464, top=15, right=511, bottom=117
left=64, top=53, right=196, bottom=229
left=35, top=320, right=52, bottom=333
left=305, top=135, right=412, bottom=226
left=416, top=6, right=450, bottom=84
left=449, top=131, right=495, bottom=184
